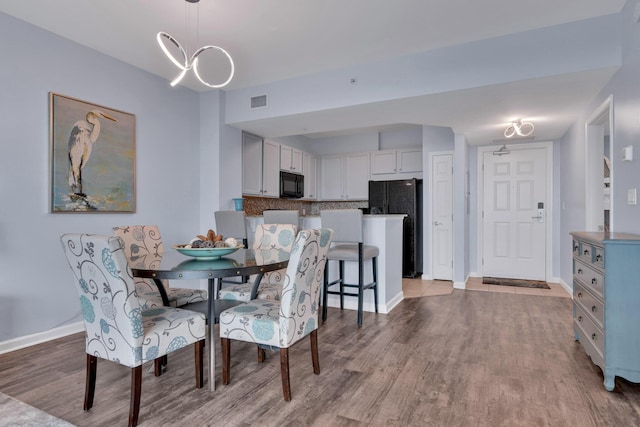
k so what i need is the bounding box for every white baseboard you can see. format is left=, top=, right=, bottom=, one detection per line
left=325, top=292, right=403, bottom=315
left=0, top=322, right=84, bottom=355
left=453, top=281, right=466, bottom=289
left=558, top=277, right=573, bottom=296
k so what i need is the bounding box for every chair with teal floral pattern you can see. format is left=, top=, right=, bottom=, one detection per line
left=219, top=228, right=333, bottom=401
left=113, top=225, right=207, bottom=309
left=60, top=233, right=206, bottom=427
left=218, top=223, right=297, bottom=302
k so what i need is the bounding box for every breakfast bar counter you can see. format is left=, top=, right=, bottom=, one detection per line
left=247, top=214, right=405, bottom=314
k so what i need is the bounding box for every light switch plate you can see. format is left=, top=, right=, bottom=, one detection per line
left=623, top=145, right=634, bottom=161
left=628, top=188, right=637, bottom=205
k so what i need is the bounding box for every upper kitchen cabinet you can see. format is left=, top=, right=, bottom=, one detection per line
left=370, top=148, right=423, bottom=181
left=280, top=144, right=303, bottom=174
left=303, top=152, right=317, bottom=200
left=242, top=133, right=280, bottom=197
left=320, top=152, right=370, bottom=200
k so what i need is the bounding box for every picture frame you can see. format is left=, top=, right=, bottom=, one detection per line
left=49, top=92, right=136, bottom=213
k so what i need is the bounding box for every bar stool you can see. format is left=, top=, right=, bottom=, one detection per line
left=321, top=209, right=379, bottom=327
left=214, top=210, right=248, bottom=247
left=214, top=210, right=249, bottom=288
left=263, top=209, right=300, bottom=226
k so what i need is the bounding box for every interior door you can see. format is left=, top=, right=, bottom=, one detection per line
left=482, top=146, right=547, bottom=280
left=431, top=153, right=453, bottom=280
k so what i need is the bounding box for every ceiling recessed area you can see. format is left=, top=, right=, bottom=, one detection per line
left=0, top=0, right=627, bottom=145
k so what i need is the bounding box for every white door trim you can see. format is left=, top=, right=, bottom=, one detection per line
left=585, top=95, right=613, bottom=232
left=428, top=150, right=454, bottom=281
left=476, top=141, right=554, bottom=281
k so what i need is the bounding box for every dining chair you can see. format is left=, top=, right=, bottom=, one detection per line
left=113, top=225, right=207, bottom=309
left=320, top=209, right=379, bottom=327
left=60, top=233, right=205, bottom=427
left=219, top=228, right=333, bottom=401
left=262, top=209, right=300, bottom=226
left=218, top=223, right=297, bottom=302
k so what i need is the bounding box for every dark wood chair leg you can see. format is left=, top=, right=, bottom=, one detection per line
left=154, top=358, right=162, bottom=376
left=257, top=345, right=266, bottom=363
left=280, top=348, right=291, bottom=401
left=221, top=338, right=231, bottom=385
left=310, top=329, right=320, bottom=375
left=195, top=340, right=204, bottom=389
left=84, top=354, right=97, bottom=410
left=129, top=365, right=142, bottom=427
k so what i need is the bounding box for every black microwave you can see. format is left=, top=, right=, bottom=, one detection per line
left=280, top=171, right=304, bottom=198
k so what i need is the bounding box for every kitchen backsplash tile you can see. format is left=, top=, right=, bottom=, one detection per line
left=242, top=196, right=367, bottom=216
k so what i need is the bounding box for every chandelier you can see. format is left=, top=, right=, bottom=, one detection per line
left=157, top=0, right=234, bottom=88
left=504, top=119, right=534, bottom=138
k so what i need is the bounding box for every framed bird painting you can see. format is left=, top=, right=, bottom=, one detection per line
left=49, top=92, right=135, bottom=212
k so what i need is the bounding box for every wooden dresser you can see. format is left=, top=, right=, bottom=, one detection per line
left=571, top=231, right=640, bottom=391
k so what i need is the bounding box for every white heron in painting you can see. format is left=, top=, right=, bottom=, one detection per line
left=68, top=110, right=117, bottom=196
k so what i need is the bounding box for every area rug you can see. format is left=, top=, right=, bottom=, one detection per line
left=0, top=392, right=75, bottom=427
left=482, top=277, right=550, bottom=289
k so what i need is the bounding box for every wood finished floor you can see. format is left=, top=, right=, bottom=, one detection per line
left=2, top=289, right=640, bottom=426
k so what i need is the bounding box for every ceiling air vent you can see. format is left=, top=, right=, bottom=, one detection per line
left=250, top=94, right=267, bottom=109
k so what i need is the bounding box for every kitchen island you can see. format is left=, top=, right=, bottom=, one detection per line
left=247, top=214, right=405, bottom=314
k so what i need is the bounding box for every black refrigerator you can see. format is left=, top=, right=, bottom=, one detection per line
left=368, top=178, right=423, bottom=278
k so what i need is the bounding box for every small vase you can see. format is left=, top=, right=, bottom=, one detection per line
left=232, top=198, right=244, bottom=211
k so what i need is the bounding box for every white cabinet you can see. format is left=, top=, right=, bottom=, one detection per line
left=303, top=152, right=317, bottom=200
left=242, top=133, right=280, bottom=197
left=320, top=152, right=370, bottom=200
left=370, top=148, right=422, bottom=180
left=280, top=145, right=303, bottom=173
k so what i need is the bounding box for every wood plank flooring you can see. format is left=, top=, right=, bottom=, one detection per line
left=2, top=289, right=640, bottom=426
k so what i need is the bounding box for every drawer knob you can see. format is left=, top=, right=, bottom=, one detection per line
left=591, top=333, right=597, bottom=341
left=578, top=315, right=583, bottom=322
left=574, top=245, right=579, bottom=252
left=577, top=292, right=583, bottom=298
left=591, top=305, right=597, bottom=313
left=592, top=278, right=598, bottom=285
left=577, top=269, right=583, bottom=274
left=584, top=249, right=590, bottom=256
left=596, top=254, right=602, bottom=261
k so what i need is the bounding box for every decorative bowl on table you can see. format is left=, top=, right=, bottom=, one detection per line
left=172, top=245, right=243, bottom=260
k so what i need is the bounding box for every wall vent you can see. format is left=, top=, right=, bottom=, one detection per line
left=250, top=94, right=268, bottom=109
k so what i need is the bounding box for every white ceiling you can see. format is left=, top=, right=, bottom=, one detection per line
left=0, top=0, right=628, bottom=144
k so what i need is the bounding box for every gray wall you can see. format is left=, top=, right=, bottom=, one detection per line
left=559, top=0, right=640, bottom=286
left=0, top=13, right=213, bottom=342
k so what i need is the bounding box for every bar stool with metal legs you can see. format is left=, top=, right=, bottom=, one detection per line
left=321, top=209, right=379, bottom=327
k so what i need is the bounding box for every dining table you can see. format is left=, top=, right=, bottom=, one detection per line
left=130, top=247, right=289, bottom=391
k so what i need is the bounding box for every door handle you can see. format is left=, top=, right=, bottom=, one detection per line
left=531, top=216, right=543, bottom=220
left=434, top=221, right=442, bottom=226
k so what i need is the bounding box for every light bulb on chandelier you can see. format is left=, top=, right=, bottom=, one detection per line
left=157, top=0, right=234, bottom=88
left=504, top=119, right=534, bottom=138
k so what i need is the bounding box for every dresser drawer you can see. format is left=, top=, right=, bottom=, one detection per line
left=574, top=282, right=604, bottom=327
left=574, top=259, right=604, bottom=296
left=574, top=305, right=604, bottom=360
left=577, top=241, right=596, bottom=265
left=593, top=245, right=604, bottom=269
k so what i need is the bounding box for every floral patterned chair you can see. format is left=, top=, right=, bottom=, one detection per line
left=218, top=223, right=297, bottom=302
left=60, top=233, right=206, bottom=427
left=219, top=228, right=333, bottom=401
left=113, top=225, right=207, bottom=309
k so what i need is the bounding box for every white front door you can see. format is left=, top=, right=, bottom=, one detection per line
left=431, top=152, right=453, bottom=280
left=482, top=146, right=547, bottom=280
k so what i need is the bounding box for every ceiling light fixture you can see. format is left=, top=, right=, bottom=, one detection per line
left=156, top=0, right=234, bottom=88
left=504, top=119, right=534, bottom=138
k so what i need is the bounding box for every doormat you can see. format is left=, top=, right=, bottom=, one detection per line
left=482, top=277, right=550, bottom=289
